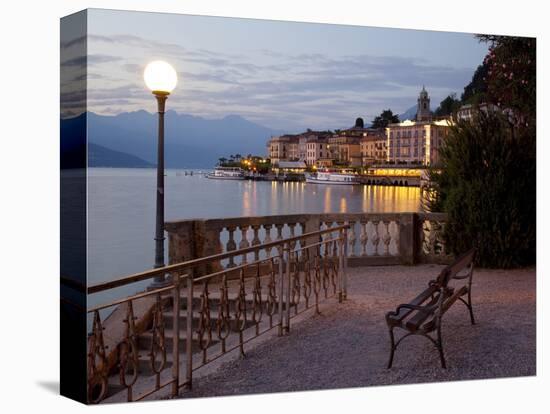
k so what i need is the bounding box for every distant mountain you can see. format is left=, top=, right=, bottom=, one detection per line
left=88, top=143, right=154, bottom=168
left=83, top=111, right=284, bottom=168
left=399, top=105, right=417, bottom=121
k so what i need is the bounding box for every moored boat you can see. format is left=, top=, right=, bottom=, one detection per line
left=305, top=170, right=359, bottom=185
left=206, top=166, right=246, bottom=180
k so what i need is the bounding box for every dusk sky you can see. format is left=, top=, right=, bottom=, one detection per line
left=84, top=8, right=489, bottom=132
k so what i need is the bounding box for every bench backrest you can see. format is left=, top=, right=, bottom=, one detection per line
left=434, top=248, right=476, bottom=288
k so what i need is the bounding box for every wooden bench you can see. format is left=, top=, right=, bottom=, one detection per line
left=385, top=248, right=476, bottom=369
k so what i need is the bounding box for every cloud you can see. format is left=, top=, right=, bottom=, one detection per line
left=86, top=33, right=476, bottom=130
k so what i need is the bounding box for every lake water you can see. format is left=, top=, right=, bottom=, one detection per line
left=88, top=168, right=421, bottom=307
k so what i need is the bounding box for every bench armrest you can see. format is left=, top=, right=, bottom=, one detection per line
left=388, top=302, right=438, bottom=318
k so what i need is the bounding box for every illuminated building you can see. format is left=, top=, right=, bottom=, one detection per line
left=385, top=87, right=451, bottom=166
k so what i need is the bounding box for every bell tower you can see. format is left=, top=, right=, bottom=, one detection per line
left=416, top=86, right=431, bottom=121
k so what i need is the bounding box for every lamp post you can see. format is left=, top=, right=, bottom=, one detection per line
left=144, top=61, right=178, bottom=288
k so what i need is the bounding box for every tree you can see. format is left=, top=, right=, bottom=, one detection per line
left=434, top=94, right=461, bottom=117
left=461, top=63, right=489, bottom=103
left=217, top=157, right=227, bottom=166
left=476, top=35, right=536, bottom=127
left=371, top=109, right=399, bottom=129
left=428, top=111, right=535, bottom=268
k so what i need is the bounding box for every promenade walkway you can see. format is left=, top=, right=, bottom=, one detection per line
left=181, top=265, right=535, bottom=398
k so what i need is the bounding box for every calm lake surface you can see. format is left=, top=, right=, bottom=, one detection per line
left=88, top=168, right=421, bottom=307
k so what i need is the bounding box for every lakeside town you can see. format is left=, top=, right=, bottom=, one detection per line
left=211, top=86, right=483, bottom=187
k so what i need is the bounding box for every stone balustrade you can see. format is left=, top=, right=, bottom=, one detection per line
left=165, top=212, right=451, bottom=272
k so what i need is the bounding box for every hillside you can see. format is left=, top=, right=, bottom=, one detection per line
left=85, top=111, right=284, bottom=168
left=88, top=143, right=154, bottom=168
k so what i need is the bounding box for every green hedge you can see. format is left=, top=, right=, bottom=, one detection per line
left=430, top=110, right=535, bottom=268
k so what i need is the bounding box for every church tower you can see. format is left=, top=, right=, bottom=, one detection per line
left=416, top=86, right=431, bottom=121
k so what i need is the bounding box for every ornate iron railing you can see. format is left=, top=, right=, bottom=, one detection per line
left=86, top=224, right=349, bottom=403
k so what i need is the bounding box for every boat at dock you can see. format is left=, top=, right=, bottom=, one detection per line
left=205, top=167, right=246, bottom=180
left=305, top=171, right=359, bottom=185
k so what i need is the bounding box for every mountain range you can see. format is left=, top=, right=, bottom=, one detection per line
left=83, top=111, right=284, bottom=168
left=399, top=105, right=417, bottom=121
left=62, top=106, right=420, bottom=169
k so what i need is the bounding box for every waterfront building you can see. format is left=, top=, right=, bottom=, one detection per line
left=304, top=134, right=331, bottom=167
left=299, top=130, right=332, bottom=166
left=267, top=130, right=332, bottom=166
left=328, top=118, right=371, bottom=167
left=360, top=129, right=387, bottom=166
left=385, top=87, right=451, bottom=166
left=328, top=134, right=361, bottom=166
left=456, top=102, right=500, bottom=122
left=271, top=160, right=307, bottom=174
left=267, top=134, right=300, bottom=164
left=386, top=118, right=451, bottom=166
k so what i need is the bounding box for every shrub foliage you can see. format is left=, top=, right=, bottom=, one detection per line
left=429, top=110, right=535, bottom=268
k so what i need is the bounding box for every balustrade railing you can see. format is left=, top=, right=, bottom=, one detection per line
left=86, top=224, right=349, bottom=404
left=165, top=212, right=451, bottom=270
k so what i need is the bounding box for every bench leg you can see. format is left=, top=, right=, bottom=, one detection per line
left=459, top=294, right=476, bottom=325
left=436, top=326, right=447, bottom=369
left=387, top=327, right=396, bottom=369
left=467, top=290, right=475, bottom=325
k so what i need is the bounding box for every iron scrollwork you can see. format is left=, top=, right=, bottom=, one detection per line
left=197, top=281, right=212, bottom=363
left=87, top=310, right=108, bottom=404
left=119, top=301, right=139, bottom=398
left=216, top=274, right=231, bottom=353
left=149, top=294, right=167, bottom=375
left=266, top=258, right=278, bottom=327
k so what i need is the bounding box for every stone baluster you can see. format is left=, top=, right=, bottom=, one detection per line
left=335, top=221, right=345, bottom=257
left=359, top=221, right=368, bottom=257
left=288, top=223, right=297, bottom=250
left=418, top=220, right=429, bottom=255
left=298, top=223, right=306, bottom=250
left=239, top=225, right=250, bottom=264
left=347, top=221, right=357, bottom=257
left=226, top=226, right=237, bottom=268
left=382, top=220, right=391, bottom=256
left=275, top=223, right=284, bottom=256
left=263, top=224, right=273, bottom=257
left=371, top=220, right=380, bottom=256
left=251, top=225, right=261, bottom=261
left=391, top=220, right=400, bottom=256
left=320, top=222, right=329, bottom=255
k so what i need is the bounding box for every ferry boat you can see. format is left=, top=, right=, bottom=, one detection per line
left=305, top=171, right=359, bottom=185
left=206, top=166, right=246, bottom=180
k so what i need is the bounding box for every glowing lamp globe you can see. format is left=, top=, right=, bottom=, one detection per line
left=144, top=61, right=177, bottom=94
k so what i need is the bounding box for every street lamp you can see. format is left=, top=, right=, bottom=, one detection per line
left=144, top=60, right=177, bottom=288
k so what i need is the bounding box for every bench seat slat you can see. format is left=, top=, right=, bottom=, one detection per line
left=420, top=286, right=469, bottom=332
left=441, top=285, right=468, bottom=314
left=404, top=293, right=442, bottom=331
left=387, top=285, right=438, bottom=325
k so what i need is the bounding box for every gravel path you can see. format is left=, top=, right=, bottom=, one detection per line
left=180, top=265, right=536, bottom=398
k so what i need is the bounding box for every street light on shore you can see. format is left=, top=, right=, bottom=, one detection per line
left=144, top=60, right=178, bottom=288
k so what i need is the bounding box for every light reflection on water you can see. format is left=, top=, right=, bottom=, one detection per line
left=88, top=168, right=421, bottom=308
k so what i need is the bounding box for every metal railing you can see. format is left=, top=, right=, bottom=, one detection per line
left=86, top=224, right=349, bottom=404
